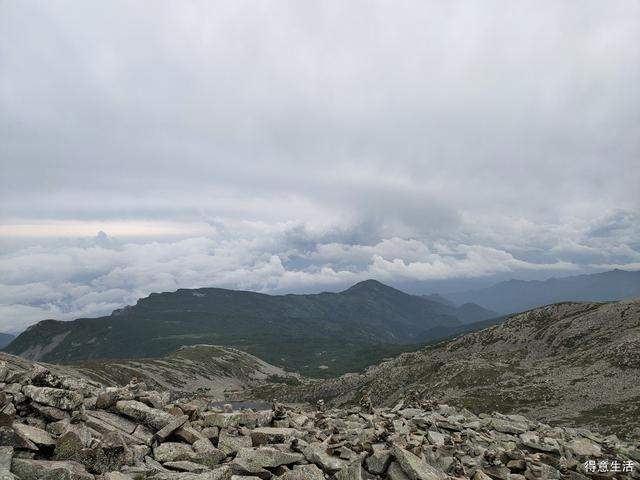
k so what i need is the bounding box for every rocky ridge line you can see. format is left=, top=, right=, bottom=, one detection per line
left=251, top=300, right=640, bottom=439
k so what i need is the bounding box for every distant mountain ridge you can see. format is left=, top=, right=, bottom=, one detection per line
left=3, top=280, right=497, bottom=377
left=444, top=269, right=640, bottom=313
left=0, top=332, right=15, bottom=349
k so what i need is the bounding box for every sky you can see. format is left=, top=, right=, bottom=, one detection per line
left=1, top=1, right=639, bottom=333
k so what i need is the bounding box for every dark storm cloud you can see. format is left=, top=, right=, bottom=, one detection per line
left=0, top=0, right=639, bottom=331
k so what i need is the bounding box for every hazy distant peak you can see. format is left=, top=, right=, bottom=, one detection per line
left=422, top=293, right=456, bottom=307
left=0, top=333, right=15, bottom=349
left=445, top=269, right=640, bottom=314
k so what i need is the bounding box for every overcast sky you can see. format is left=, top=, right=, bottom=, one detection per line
left=1, top=1, right=639, bottom=333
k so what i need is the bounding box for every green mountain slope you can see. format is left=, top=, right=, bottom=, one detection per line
left=4, top=280, right=495, bottom=377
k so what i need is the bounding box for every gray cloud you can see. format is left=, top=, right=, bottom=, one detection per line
left=1, top=1, right=639, bottom=332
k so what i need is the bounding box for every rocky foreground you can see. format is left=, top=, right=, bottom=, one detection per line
left=1, top=357, right=639, bottom=480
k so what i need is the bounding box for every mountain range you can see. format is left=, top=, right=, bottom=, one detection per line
left=3, top=280, right=497, bottom=377
left=3, top=288, right=639, bottom=438
left=444, top=268, right=640, bottom=313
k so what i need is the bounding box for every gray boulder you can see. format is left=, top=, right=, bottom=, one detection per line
left=22, top=386, right=83, bottom=411
left=115, top=400, right=175, bottom=430
left=11, top=458, right=94, bottom=480
left=392, top=446, right=448, bottom=480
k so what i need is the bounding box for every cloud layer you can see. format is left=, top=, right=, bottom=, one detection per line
left=1, top=1, right=639, bottom=332
left=1, top=209, right=638, bottom=333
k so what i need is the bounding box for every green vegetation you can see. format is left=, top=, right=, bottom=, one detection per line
left=4, top=280, right=498, bottom=377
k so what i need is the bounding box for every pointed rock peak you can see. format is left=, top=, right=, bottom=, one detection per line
left=343, top=279, right=397, bottom=294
